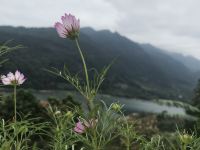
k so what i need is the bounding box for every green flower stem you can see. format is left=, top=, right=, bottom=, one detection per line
left=182, top=144, right=186, bottom=150
left=120, top=110, right=131, bottom=150
left=14, top=84, right=17, bottom=123
left=13, top=84, right=19, bottom=149
left=75, top=38, right=90, bottom=92
left=75, top=38, right=93, bottom=110
left=126, top=142, right=130, bottom=150
left=92, top=128, right=98, bottom=150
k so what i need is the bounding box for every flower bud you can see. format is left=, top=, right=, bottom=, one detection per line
left=111, top=103, right=122, bottom=112
left=55, top=110, right=61, bottom=115
left=66, top=111, right=73, bottom=118
left=179, top=133, right=193, bottom=144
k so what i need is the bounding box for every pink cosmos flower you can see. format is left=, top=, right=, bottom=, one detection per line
left=74, top=119, right=98, bottom=134
left=55, top=13, right=80, bottom=40
left=74, top=121, right=85, bottom=134
left=1, top=70, right=26, bottom=85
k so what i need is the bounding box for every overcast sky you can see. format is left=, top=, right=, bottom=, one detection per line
left=1, top=0, right=200, bottom=59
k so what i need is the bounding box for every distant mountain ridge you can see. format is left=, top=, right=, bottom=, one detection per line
left=142, top=43, right=200, bottom=72
left=0, top=26, right=198, bottom=101
left=167, top=52, right=200, bottom=72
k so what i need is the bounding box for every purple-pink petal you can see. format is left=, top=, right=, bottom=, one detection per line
left=54, top=22, right=68, bottom=38
left=74, top=121, right=85, bottom=134
left=61, top=16, right=72, bottom=31
left=18, top=74, right=26, bottom=85
left=15, top=70, right=21, bottom=80
left=54, top=13, right=80, bottom=39
left=74, top=127, right=83, bottom=133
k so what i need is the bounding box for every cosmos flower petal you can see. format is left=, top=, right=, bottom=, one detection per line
left=74, top=121, right=85, bottom=134
left=15, top=70, right=21, bottom=80
left=1, top=76, right=11, bottom=85
left=7, top=72, right=15, bottom=81
left=55, top=13, right=80, bottom=39
left=54, top=22, right=68, bottom=38
left=74, top=118, right=97, bottom=134
left=61, top=16, right=72, bottom=31
left=74, top=127, right=83, bottom=133
left=18, top=73, right=25, bottom=85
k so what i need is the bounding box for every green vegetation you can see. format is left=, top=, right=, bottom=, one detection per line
left=192, top=79, right=200, bottom=108
left=0, top=90, right=199, bottom=149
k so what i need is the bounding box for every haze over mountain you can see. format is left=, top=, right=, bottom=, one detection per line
left=167, top=52, right=200, bottom=73
left=0, top=26, right=199, bottom=101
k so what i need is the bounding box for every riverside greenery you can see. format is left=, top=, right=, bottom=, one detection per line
left=0, top=13, right=200, bottom=150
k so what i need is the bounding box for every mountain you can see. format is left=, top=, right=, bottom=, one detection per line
left=167, top=52, right=200, bottom=72
left=142, top=44, right=200, bottom=72
left=0, top=26, right=197, bottom=101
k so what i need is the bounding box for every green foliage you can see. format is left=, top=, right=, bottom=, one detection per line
left=141, top=135, right=165, bottom=150
left=0, top=90, right=81, bottom=121
left=0, top=41, right=23, bottom=67
left=117, top=117, right=143, bottom=150
left=0, top=117, right=47, bottom=150
left=71, top=102, right=121, bottom=149
left=192, top=79, right=200, bottom=108
left=0, top=90, right=199, bottom=149
left=47, top=105, right=75, bottom=150
left=0, top=90, right=84, bottom=149
left=45, top=101, right=120, bottom=150
left=140, top=130, right=200, bottom=150
left=46, top=62, right=111, bottom=109
left=0, top=90, right=43, bottom=120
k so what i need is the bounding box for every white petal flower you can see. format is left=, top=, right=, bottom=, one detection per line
left=1, top=70, right=26, bottom=86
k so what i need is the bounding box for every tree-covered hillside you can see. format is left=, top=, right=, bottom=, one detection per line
left=0, top=26, right=197, bottom=100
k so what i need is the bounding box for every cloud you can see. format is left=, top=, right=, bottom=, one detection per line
left=0, top=0, right=119, bottom=29
left=107, top=0, right=200, bottom=58
left=0, top=0, right=200, bottom=59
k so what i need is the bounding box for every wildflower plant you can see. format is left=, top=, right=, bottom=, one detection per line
left=118, top=121, right=139, bottom=150
left=47, top=105, right=77, bottom=150
left=0, top=44, right=46, bottom=149
left=72, top=102, right=121, bottom=149
left=113, top=103, right=141, bottom=150
left=141, top=135, right=165, bottom=150
left=167, top=130, right=197, bottom=150
left=142, top=130, right=200, bottom=150
left=48, top=13, right=112, bottom=111
left=1, top=70, right=26, bottom=122
left=49, top=12, right=144, bottom=149
left=0, top=117, right=47, bottom=150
